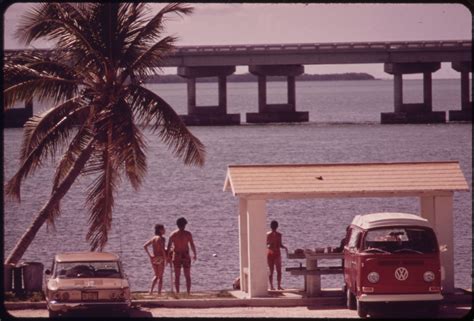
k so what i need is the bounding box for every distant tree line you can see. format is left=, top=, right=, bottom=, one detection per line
left=144, top=72, right=376, bottom=83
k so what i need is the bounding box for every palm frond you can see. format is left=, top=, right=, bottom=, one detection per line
left=52, top=124, right=95, bottom=193
left=20, top=97, right=88, bottom=159
left=45, top=203, right=60, bottom=231
left=110, top=99, right=147, bottom=190
left=16, top=3, right=106, bottom=70
left=22, top=52, right=80, bottom=81
left=127, top=85, right=205, bottom=167
left=84, top=148, right=117, bottom=251
left=121, top=3, right=193, bottom=68
left=5, top=99, right=89, bottom=201
left=4, top=64, right=78, bottom=109
left=47, top=137, right=96, bottom=232
left=124, top=35, right=177, bottom=82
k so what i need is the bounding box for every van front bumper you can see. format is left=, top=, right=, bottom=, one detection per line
left=358, top=293, right=443, bottom=302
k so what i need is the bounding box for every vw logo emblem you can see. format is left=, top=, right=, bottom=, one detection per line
left=395, top=267, right=409, bottom=281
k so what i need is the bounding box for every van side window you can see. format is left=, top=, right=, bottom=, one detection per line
left=348, top=228, right=362, bottom=249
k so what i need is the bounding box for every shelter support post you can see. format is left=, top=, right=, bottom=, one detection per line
left=238, top=199, right=249, bottom=293
left=420, top=194, right=455, bottom=294
left=246, top=199, right=268, bottom=297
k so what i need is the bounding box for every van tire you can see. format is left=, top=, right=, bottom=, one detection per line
left=425, top=301, right=440, bottom=317
left=356, top=299, right=368, bottom=318
left=346, top=288, right=356, bottom=310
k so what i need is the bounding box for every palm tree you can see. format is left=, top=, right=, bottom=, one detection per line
left=4, top=3, right=205, bottom=265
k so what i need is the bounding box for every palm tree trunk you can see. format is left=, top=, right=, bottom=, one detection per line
left=5, top=141, right=94, bottom=265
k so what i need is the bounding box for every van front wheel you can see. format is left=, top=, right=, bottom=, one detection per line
left=346, top=288, right=356, bottom=310
left=356, top=299, right=368, bottom=318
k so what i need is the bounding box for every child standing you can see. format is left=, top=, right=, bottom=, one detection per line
left=267, top=220, right=288, bottom=290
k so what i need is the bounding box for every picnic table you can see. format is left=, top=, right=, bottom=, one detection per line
left=286, top=249, right=344, bottom=297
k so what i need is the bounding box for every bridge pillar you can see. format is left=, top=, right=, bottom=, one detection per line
left=246, top=65, right=309, bottom=123
left=177, top=66, right=240, bottom=125
left=3, top=100, right=33, bottom=128
left=381, top=62, right=446, bottom=124
left=449, top=62, right=472, bottom=122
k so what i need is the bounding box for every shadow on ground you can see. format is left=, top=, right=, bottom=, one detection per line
left=59, top=307, right=152, bottom=318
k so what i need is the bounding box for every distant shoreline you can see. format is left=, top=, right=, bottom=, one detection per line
left=144, top=72, right=377, bottom=84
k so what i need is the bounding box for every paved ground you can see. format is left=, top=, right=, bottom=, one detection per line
left=7, top=303, right=472, bottom=318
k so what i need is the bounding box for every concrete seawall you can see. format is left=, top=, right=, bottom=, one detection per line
left=4, top=288, right=471, bottom=310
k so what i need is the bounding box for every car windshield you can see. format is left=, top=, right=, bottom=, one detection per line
left=55, top=261, right=122, bottom=279
left=362, top=227, right=438, bottom=254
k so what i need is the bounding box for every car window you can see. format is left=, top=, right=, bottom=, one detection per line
left=55, top=261, right=122, bottom=278
left=348, top=228, right=362, bottom=249
left=363, top=227, right=437, bottom=253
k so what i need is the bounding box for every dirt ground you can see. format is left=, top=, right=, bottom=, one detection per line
left=6, top=303, right=472, bottom=318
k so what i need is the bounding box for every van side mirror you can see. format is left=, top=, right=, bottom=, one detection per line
left=439, top=245, right=448, bottom=252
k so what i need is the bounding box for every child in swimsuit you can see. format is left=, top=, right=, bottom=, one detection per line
left=144, top=224, right=167, bottom=295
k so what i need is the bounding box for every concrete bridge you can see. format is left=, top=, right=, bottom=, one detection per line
left=4, top=40, right=472, bottom=127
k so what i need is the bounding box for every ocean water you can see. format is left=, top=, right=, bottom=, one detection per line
left=3, top=79, right=472, bottom=292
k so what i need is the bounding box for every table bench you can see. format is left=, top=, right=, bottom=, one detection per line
left=286, top=266, right=343, bottom=276
left=286, top=250, right=344, bottom=296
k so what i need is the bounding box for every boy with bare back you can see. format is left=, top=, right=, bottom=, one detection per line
left=143, top=224, right=167, bottom=295
left=167, top=217, right=197, bottom=294
left=267, top=220, right=288, bottom=290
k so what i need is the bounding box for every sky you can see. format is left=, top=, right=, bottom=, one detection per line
left=2, top=3, right=472, bottom=79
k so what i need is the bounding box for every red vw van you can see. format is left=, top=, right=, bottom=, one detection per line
left=343, top=212, right=443, bottom=318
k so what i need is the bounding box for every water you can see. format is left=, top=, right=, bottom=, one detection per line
left=3, top=79, right=472, bottom=292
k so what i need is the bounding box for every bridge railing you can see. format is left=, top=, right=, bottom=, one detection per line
left=173, top=40, right=471, bottom=54
left=4, top=40, right=471, bottom=59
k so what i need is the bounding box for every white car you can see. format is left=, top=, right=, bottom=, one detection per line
left=44, top=252, right=131, bottom=317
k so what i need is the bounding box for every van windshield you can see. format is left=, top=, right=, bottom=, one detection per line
left=362, top=227, right=438, bottom=254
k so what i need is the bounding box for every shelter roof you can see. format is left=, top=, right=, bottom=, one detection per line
left=223, top=161, right=469, bottom=199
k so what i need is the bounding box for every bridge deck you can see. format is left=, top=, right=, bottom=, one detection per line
left=5, top=40, right=471, bottom=67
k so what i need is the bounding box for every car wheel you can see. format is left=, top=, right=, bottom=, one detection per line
left=48, top=309, right=60, bottom=318
left=122, top=309, right=131, bottom=318
left=356, top=299, right=368, bottom=318
left=346, top=288, right=356, bottom=310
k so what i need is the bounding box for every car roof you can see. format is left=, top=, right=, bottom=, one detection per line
left=55, top=252, right=120, bottom=262
left=351, top=212, right=433, bottom=230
